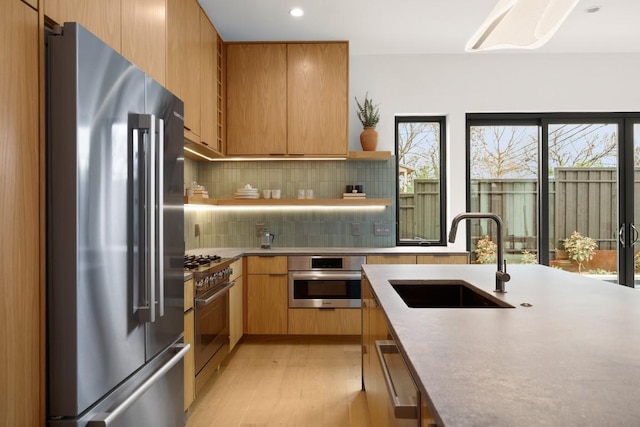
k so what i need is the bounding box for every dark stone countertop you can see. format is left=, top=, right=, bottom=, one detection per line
left=362, top=264, right=640, bottom=426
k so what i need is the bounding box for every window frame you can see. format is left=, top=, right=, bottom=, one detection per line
left=395, top=115, right=448, bottom=246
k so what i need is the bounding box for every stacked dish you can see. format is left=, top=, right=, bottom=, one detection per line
left=233, top=186, right=259, bottom=199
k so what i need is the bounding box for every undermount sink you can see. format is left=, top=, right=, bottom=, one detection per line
left=389, top=280, right=514, bottom=308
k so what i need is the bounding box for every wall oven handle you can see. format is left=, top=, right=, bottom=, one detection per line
left=86, top=343, right=190, bottom=427
left=196, top=282, right=234, bottom=307
left=375, top=340, right=418, bottom=420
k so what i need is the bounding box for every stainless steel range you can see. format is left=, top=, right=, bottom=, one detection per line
left=184, top=255, right=235, bottom=394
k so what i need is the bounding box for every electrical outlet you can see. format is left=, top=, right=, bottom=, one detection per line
left=351, top=222, right=361, bottom=236
left=255, top=223, right=265, bottom=237
left=194, top=223, right=200, bottom=237
left=374, top=222, right=391, bottom=236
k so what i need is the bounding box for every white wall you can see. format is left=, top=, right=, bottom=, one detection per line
left=349, top=52, right=640, bottom=249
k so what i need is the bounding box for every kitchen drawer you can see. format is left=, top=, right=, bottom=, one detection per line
left=288, top=308, right=361, bottom=335
left=247, top=255, right=287, bottom=275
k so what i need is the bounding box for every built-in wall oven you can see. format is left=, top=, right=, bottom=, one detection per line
left=288, top=256, right=365, bottom=308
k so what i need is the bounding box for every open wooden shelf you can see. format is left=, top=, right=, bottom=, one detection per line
left=347, top=151, right=391, bottom=160
left=184, top=196, right=391, bottom=206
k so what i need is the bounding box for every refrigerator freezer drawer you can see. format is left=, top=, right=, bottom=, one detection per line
left=49, top=344, right=189, bottom=427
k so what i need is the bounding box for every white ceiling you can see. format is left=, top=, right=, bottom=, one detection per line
left=198, top=0, right=640, bottom=55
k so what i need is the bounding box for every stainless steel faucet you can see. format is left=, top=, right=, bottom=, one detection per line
left=448, top=212, right=511, bottom=293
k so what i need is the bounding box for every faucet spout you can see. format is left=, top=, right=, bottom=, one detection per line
left=448, top=212, right=510, bottom=293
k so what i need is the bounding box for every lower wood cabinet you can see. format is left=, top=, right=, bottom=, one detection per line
left=367, top=253, right=469, bottom=265
left=183, top=278, right=195, bottom=411
left=246, top=274, right=287, bottom=334
left=367, top=255, right=417, bottom=264
left=288, top=308, right=361, bottom=335
left=417, top=254, right=468, bottom=264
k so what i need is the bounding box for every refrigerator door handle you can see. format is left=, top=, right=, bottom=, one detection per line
left=132, top=113, right=157, bottom=323
left=86, top=343, right=190, bottom=427
left=156, top=117, right=165, bottom=317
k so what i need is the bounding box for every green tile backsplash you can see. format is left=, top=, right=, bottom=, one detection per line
left=184, top=157, right=396, bottom=249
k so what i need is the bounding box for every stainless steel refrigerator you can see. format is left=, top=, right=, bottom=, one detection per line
left=46, top=23, right=187, bottom=426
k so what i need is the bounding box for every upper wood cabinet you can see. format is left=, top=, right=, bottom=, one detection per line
left=167, top=0, right=201, bottom=139
left=121, top=0, right=166, bottom=85
left=287, top=43, right=348, bottom=156
left=44, top=0, right=121, bottom=51
left=226, top=43, right=287, bottom=156
left=199, top=10, right=219, bottom=152
left=1, top=2, right=40, bottom=425
left=226, top=42, right=348, bottom=157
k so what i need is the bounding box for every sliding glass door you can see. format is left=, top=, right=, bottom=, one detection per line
left=467, top=113, right=640, bottom=288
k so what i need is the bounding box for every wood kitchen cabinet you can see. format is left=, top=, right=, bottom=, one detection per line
left=226, top=43, right=287, bottom=156
left=361, top=275, right=395, bottom=427
left=199, top=10, right=220, bottom=152
left=229, top=258, right=243, bottom=350
left=1, top=2, right=41, bottom=425
left=245, top=256, right=288, bottom=335
left=367, top=255, right=417, bottom=264
left=183, top=278, right=195, bottom=411
left=226, top=42, right=348, bottom=157
left=44, top=0, right=121, bottom=51
left=121, top=0, right=166, bottom=85
left=288, top=308, right=361, bottom=335
left=167, top=0, right=201, bottom=139
left=367, top=253, right=469, bottom=265
left=417, top=254, right=468, bottom=264
left=287, top=43, right=348, bottom=156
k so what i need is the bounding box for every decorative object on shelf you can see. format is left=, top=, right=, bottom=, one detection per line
left=355, top=93, right=380, bottom=151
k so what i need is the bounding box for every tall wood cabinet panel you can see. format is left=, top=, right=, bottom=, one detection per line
left=121, top=0, right=166, bottom=85
left=183, top=278, right=195, bottom=411
left=229, top=258, right=243, bottom=350
left=44, top=0, right=121, bottom=51
left=167, top=0, right=201, bottom=138
left=1, top=2, right=40, bottom=425
left=287, top=43, right=348, bottom=156
left=226, top=43, right=287, bottom=156
left=199, top=10, right=219, bottom=152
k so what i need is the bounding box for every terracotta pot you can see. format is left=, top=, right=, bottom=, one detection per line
left=360, top=127, right=378, bottom=151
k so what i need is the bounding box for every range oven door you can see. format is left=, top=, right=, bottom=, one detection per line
left=288, top=271, right=361, bottom=308
left=194, top=282, right=231, bottom=374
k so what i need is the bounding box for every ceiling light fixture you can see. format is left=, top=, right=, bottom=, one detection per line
left=585, top=5, right=601, bottom=13
left=466, top=0, right=579, bottom=52
left=289, top=8, right=304, bottom=17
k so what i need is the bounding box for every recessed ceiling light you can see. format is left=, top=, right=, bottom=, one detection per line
left=289, top=8, right=304, bottom=17
left=585, top=5, right=601, bottom=13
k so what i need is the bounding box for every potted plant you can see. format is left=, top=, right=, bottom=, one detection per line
left=563, top=231, right=597, bottom=273
left=355, top=93, right=380, bottom=151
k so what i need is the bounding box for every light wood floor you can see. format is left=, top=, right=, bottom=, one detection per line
left=186, top=335, right=371, bottom=427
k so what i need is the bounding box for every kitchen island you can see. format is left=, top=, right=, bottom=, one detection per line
left=362, top=264, right=640, bottom=426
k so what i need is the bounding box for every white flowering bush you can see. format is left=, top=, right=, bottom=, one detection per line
left=563, top=231, right=597, bottom=273
left=475, top=235, right=497, bottom=264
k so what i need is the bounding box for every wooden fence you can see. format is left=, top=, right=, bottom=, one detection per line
left=400, top=168, right=635, bottom=252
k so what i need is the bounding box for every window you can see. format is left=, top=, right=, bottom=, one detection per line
left=396, top=116, right=447, bottom=246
